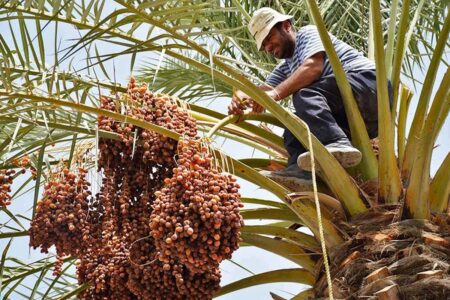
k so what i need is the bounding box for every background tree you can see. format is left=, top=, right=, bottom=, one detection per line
left=0, top=0, right=448, bottom=299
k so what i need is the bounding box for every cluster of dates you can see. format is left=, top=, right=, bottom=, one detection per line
left=29, top=78, right=243, bottom=299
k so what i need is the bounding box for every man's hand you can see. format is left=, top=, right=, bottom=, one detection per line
left=228, top=89, right=280, bottom=115
left=248, top=89, right=280, bottom=113
left=228, top=90, right=251, bottom=115
left=249, top=99, right=265, bottom=113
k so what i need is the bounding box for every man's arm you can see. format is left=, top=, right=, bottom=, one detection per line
left=269, top=52, right=324, bottom=101
left=228, top=52, right=324, bottom=114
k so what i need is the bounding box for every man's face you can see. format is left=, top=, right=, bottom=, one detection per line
left=261, top=22, right=295, bottom=59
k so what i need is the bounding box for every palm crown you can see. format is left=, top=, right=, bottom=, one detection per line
left=0, top=0, right=448, bottom=299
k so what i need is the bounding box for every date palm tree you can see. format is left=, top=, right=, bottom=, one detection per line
left=0, top=0, right=448, bottom=299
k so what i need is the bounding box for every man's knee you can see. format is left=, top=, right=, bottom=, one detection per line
left=292, top=89, right=307, bottom=105
left=387, top=80, right=394, bottom=109
left=292, top=88, right=331, bottom=115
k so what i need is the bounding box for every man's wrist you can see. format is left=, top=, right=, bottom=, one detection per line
left=267, top=89, right=281, bottom=101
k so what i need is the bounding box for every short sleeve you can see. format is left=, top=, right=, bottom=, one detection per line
left=298, top=26, right=325, bottom=62
left=265, top=61, right=289, bottom=87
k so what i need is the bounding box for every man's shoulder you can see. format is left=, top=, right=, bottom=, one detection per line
left=298, top=25, right=318, bottom=35
left=295, top=25, right=319, bottom=51
left=296, top=25, right=319, bottom=44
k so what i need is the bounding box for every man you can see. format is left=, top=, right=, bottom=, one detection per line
left=228, top=7, right=391, bottom=190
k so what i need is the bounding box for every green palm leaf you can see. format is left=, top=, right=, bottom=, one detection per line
left=215, top=268, right=314, bottom=297
left=0, top=0, right=447, bottom=298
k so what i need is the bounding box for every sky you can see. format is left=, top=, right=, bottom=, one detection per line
left=0, top=2, right=448, bottom=300
left=0, top=12, right=305, bottom=300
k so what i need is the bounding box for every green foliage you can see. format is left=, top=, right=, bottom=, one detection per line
left=0, top=0, right=447, bottom=298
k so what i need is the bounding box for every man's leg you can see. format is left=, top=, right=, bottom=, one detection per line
left=259, top=121, right=313, bottom=192
left=292, top=84, right=348, bottom=144
left=342, top=69, right=393, bottom=139
left=283, top=74, right=349, bottom=166
left=292, top=75, right=362, bottom=170
left=262, top=71, right=384, bottom=187
left=283, top=129, right=306, bottom=166
left=260, top=136, right=313, bottom=190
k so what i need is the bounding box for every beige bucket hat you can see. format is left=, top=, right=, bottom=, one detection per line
left=248, top=7, right=293, bottom=50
